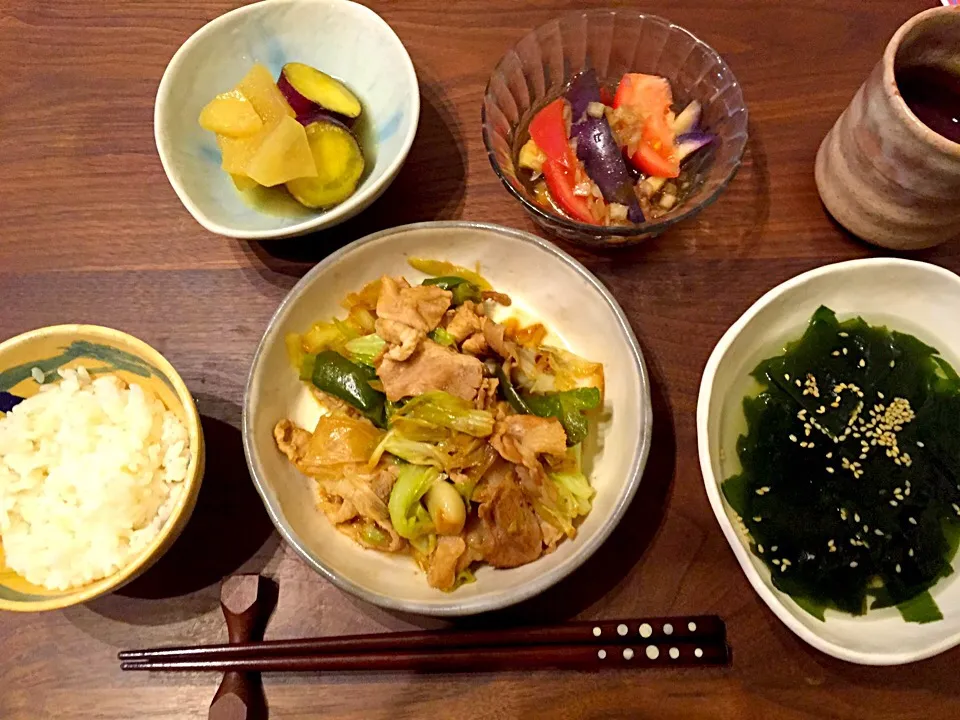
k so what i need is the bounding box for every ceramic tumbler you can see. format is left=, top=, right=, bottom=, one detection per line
left=815, top=6, right=960, bottom=250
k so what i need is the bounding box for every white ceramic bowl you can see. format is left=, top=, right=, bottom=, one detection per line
left=155, top=0, right=419, bottom=239
left=243, top=221, right=652, bottom=615
left=698, top=258, right=960, bottom=665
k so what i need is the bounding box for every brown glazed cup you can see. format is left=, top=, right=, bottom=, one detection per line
left=815, top=6, right=960, bottom=250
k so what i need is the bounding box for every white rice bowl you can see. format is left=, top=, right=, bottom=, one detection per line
left=0, top=367, right=190, bottom=590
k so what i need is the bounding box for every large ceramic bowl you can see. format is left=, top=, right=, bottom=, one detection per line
left=698, top=258, right=960, bottom=664
left=155, top=0, right=419, bottom=240
left=243, top=221, right=652, bottom=615
left=482, top=10, right=748, bottom=247
left=0, top=325, right=205, bottom=612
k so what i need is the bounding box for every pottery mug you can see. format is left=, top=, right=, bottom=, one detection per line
left=815, top=6, right=960, bottom=250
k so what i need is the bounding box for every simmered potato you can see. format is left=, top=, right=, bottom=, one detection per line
left=198, top=90, right=263, bottom=137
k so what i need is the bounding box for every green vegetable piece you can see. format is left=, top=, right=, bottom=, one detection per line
left=791, top=595, right=827, bottom=622
left=447, top=567, right=477, bottom=592
left=310, top=349, right=386, bottom=427
left=523, top=387, right=602, bottom=446
left=897, top=590, right=945, bottom=624
left=429, top=327, right=457, bottom=347
left=394, top=391, right=494, bottom=437
left=360, top=523, right=389, bottom=548
left=388, top=465, right=440, bottom=540
left=531, top=445, right=595, bottom=538
left=377, top=430, right=448, bottom=468
left=344, top=333, right=386, bottom=366
left=299, top=353, right=317, bottom=382
left=423, top=276, right=482, bottom=306
left=495, top=364, right=531, bottom=414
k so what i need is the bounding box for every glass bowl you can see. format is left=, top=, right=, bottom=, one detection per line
left=481, top=10, right=748, bottom=247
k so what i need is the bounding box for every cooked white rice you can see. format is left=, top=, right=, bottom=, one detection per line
left=0, top=367, right=190, bottom=590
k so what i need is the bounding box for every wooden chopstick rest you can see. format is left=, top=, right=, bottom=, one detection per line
left=208, top=574, right=277, bottom=720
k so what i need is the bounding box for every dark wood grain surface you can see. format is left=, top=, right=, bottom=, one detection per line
left=1, top=1, right=958, bottom=718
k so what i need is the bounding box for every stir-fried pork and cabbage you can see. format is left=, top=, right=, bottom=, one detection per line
left=274, top=259, right=604, bottom=590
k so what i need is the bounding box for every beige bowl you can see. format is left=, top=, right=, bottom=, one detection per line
left=243, top=221, right=652, bottom=615
left=815, top=6, right=960, bottom=249
left=0, top=325, right=205, bottom=612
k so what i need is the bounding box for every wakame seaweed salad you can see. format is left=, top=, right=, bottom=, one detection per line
left=723, top=307, right=960, bottom=623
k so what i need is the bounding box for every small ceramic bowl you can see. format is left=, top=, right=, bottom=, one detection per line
left=155, top=0, right=419, bottom=240
left=698, top=258, right=960, bottom=664
left=0, top=325, right=205, bottom=612
left=243, top=221, right=652, bottom=616
left=482, top=10, right=748, bottom=247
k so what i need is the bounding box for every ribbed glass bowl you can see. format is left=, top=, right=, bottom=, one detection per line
left=482, top=10, right=748, bottom=247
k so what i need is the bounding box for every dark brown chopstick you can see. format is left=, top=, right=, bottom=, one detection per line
left=119, top=615, right=724, bottom=663
left=121, top=641, right=728, bottom=673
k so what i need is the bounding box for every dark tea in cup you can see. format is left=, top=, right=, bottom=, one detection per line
left=896, top=65, right=960, bottom=144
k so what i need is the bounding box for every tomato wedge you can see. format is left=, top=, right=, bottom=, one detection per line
left=527, top=98, right=597, bottom=222
left=528, top=99, right=572, bottom=166
left=630, top=143, right=680, bottom=178
left=614, top=73, right=680, bottom=178
left=541, top=159, right=594, bottom=223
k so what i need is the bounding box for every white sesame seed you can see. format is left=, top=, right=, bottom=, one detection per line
left=758, top=544, right=764, bottom=554
left=859, top=359, right=866, bottom=368
left=916, top=441, right=924, bottom=448
left=890, top=360, right=895, bottom=368
left=30, top=367, right=44, bottom=384
left=896, top=564, right=902, bottom=573
left=875, top=528, right=884, bottom=536
left=772, top=559, right=780, bottom=565
left=839, top=332, right=849, bottom=338
left=854, top=513, right=860, bottom=522
left=784, top=374, right=791, bottom=381
left=832, top=351, right=840, bottom=357
left=826, top=452, right=833, bottom=459
left=771, top=546, right=778, bottom=552
left=850, top=561, right=858, bottom=568
left=843, top=348, right=848, bottom=355
left=909, top=549, right=914, bottom=557
left=789, top=434, right=797, bottom=442
left=826, top=467, right=835, bottom=474
left=890, top=500, right=898, bottom=507
left=753, top=516, right=762, bottom=522
left=909, top=517, right=917, bottom=525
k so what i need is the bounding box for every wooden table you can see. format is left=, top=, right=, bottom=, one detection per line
left=1, top=0, right=958, bottom=717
